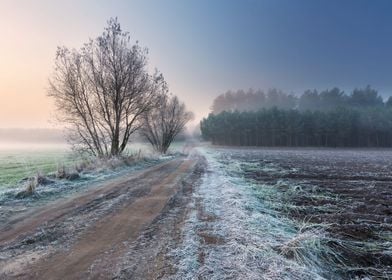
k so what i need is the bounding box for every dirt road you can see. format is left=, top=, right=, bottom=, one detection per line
left=0, top=154, right=203, bottom=279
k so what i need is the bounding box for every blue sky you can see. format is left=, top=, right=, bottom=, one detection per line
left=1, top=0, right=391, bottom=126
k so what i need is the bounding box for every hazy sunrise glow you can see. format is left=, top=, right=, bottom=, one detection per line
left=1, top=0, right=392, bottom=128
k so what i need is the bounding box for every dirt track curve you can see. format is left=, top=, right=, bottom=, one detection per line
left=0, top=154, right=202, bottom=279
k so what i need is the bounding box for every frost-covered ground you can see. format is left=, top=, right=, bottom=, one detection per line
left=0, top=155, right=174, bottom=226
left=0, top=141, right=186, bottom=225
left=0, top=141, right=156, bottom=189
left=0, top=141, right=186, bottom=190
left=171, top=147, right=392, bottom=279
left=0, top=152, right=193, bottom=279
left=2, top=144, right=390, bottom=279
left=0, top=143, right=71, bottom=188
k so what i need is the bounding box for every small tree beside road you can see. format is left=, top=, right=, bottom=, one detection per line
left=141, top=88, right=194, bottom=154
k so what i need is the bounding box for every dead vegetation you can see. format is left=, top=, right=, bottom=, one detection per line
left=15, top=173, right=47, bottom=199
left=13, top=153, right=149, bottom=200
left=231, top=148, right=392, bottom=279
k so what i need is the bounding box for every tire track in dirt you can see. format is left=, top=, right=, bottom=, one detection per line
left=0, top=159, right=181, bottom=246
left=0, top=156, right=199, bottom=279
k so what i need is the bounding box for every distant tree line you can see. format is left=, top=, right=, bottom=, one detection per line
left=201, top=87, right=392, bottom=147
left=211, top=86, right=392, bottom=114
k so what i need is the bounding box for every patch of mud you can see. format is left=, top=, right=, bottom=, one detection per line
left=114, top=158, right=205, bottom=279
left=0, top=157, right=192, bottom=279
left=0, top=179, right=152, bottom=278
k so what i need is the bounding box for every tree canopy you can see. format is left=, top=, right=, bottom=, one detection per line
left=141, top=92, right=193, bottom=154
left=49, top=18, right=191, bottom=157
left=211, top=86, right=386, bottom=114
left=202, top=87, right=392, bottom=147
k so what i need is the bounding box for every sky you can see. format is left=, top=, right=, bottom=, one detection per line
left=0, top=0, right=392, bottom=128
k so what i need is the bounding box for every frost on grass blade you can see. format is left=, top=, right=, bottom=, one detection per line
left=171, top=147, right=392, bottom=279
left=170, top=147, right=329, bottom=280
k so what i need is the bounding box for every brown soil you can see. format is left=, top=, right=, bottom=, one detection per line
left=197, top=231, right=225, bottom=245
left=227, top=148, right=392, bottom=278
left=0, top=155, right=203, bottom=280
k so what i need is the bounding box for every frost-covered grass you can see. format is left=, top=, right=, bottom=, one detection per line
left=0, top=141, right=183, bottom=226
left=235, top=151, right=392, bottom=279
left=171, top=147, right=392, bottom=279
left=0, top=141, right=188, bottom=219
left=124, top=141, right=187, bottom=156
left=0, top=143, right=73, bottom=188
left=0, top=144, right=184, bottom=227
left=171, top=147, right=335, bottom=279
left=0, top=141, right=187, bottom=190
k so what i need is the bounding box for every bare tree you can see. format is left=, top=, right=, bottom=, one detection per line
left=141, top=88, right=194, bottom=154
left=48, top=18, right=161, bottom=157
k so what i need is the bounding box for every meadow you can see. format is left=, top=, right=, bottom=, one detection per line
left=0, top=143, right=73, bottom=189
left=0, top=141, right=186, bottom=190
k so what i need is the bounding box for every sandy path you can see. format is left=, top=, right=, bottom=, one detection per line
left=0, top=155, right=199, bottom=279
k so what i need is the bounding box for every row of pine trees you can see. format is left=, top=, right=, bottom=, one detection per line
left=201, top=87, right=392, bottom=147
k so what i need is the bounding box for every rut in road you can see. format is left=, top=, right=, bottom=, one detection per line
left=0, top=155, right=200, bottom=280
